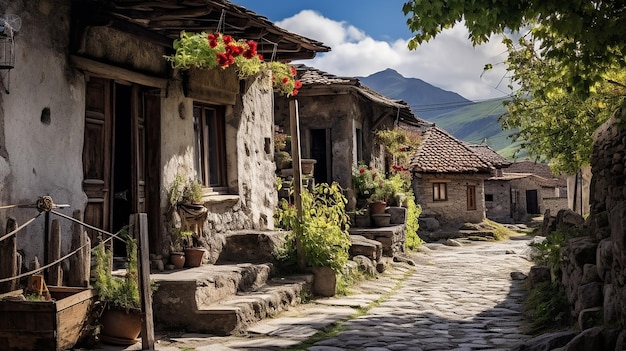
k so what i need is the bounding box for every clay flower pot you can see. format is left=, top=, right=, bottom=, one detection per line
left=99, top=307, right=142, bottom=345
left=184, top=247, right=206, bottom=267
left=369, top=201, right=387, bottom=215
left=169, top=252, right=185, bottom=269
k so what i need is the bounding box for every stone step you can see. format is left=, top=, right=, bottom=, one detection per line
left=195, top=276, right=311, bottom=335
left=218, top=230, right=289, bottom=264
left=152, top=263, right=313, bottom=336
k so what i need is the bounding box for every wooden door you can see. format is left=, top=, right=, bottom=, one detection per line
left=526, top=189, right=540, bottom=214
left=83, top=77, right=112, bottom=243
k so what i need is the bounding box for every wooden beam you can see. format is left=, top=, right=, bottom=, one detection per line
left=0, top=217, right=18, bottom=293
left=70, top=55, right=168, bottom=89
left=289, top=100, right=306, bottom=272
left=47, top=220, right=62, bottom=286
left=136, top=213, right=155, bottom=350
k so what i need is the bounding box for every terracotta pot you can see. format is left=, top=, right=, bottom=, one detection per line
left=184, top=247, right=206, bottom=267
left=99, top=307, right=142, bottom=345
left=170, top=252, right=185, bottom=269
left=369, top=201, right=387, bottom=214
left=301, top=159, right=317, bottom=175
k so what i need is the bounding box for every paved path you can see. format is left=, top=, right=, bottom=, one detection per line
left=95, top=236, right=534, bottom=351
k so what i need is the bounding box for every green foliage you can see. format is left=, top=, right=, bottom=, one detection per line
left=171, top=228, right=193, bottom=252
left=369, top=177, right=395, bottom=204
left=526, top=281, right=572, bottom=334
left=500, top=37, right=626, bottom=174
left=93, top=232, right=140, bottom=312
left=405, top=194, right=423, bottom=250
left=402, top=0, right=626, bottom=95
left=167, top=174, right=205, bottom=206
left=529, top=226, right=585, bottom=276
left=274, top=182, right=351, bottom=274
left=351, top=163, right=380, bottom=199
left=375, top=128, right=420, bottom=166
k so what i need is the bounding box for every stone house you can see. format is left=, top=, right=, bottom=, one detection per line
left=273, top=65, right=417, bottom=200
left=0, top=0, right=328, bottom=266
left=408, top=124, right=505, bottom=227
left=484, top=160, right=568, bottom=222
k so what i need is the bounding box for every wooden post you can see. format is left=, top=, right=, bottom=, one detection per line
left=47, top=219, right=62, bottom=286
left=136, top=213, right=155, bottom=350
left=0, top=217, right=18, bottom=293
left=69, top=210, right=90, bottom=287
left=289, top=99, right=306, bottom=271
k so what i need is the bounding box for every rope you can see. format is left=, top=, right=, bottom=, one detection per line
left=0, top=203, right=31, bottom=210
left=36, top=195, right=54, bottom=212
left=0, top=212, right=42, bottom=243
left=51, top=210, right=127, bottom=244
left=0, top=224, right=132, bottom=284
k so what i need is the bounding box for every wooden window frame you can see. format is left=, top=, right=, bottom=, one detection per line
left=467, top=185, right=477, bottom=210
left=432, top=182, right=448, bottom=201
left=193, top=103, right=227, bottom=188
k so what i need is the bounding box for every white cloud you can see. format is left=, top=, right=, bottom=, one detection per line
left=277, top=12, right=514, bottom=101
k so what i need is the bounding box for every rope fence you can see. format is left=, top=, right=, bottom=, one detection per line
left=0, top=195, right=131, bottom=285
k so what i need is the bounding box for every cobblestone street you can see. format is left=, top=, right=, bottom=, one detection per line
left=98, top=236, right=535, bottom=351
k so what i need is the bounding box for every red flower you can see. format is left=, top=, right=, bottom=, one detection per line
left=292, top=89, right=298, bottom=96
left=359, top=168, right=366, bottom=174
left=226, top=44, right=243, bottom=57
left=222, top=35, right=233, bottom=45
left=258, top=54, right=264, bottom=61
left=207, top=33, right=218, bottom=48
left=216, top=53, right=230, bottom=67
left=243, top=49, right=255, bottom=59
left=282, top=77, right=289, bottom=84
left=246, top=40, right=257, bottom=51
left=290, top=66, right=297, bottom=76
left=294, top=80, right=302, bottom=89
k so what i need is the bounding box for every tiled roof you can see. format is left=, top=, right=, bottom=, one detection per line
left=87, top=0, right=330, bottom=61
left=506, top=160, right=567, bottom=187
left=294, top=65, right=421, bottom=123
left=466, top=144, right=512, bottom=169
left=410, top=126, right=494, bottom=173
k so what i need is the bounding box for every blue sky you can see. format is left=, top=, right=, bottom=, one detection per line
left=231, top=1, right=514, bottom=101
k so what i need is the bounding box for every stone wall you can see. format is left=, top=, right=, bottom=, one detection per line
left=556, top=107, right=626, bottom=348
left=273, top=92, right=389, bottom=192
left=414, top=173, right=486, bottom=227
left=484, top=179, right=512, bottom=221
left=543, top=197, right=569, bottom=215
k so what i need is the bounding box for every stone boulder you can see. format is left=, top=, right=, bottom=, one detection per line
left=352, top=255, right=376, bottom=276
left=510, top=330, right=578, bottom=351
left=561, top=327, right=620, bottom=351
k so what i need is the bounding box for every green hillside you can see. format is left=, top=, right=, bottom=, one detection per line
left=360, top=70, right=529, bottom=159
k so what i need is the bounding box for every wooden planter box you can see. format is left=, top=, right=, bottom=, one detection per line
left=0, top=286, right=96, bottom=351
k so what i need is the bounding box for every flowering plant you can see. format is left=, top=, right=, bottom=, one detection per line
left=351, top=163, right=379, bottom=198
left=165, top=32, right=301, bottom=96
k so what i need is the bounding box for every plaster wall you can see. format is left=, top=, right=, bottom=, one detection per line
left=484, top=179, right=512, bottom=221
left=414, top=174, right=486, bottom=227
left=160, top=69, right=276, bottom=260
left=0, top=0, right=86, bottom=266
left=273, top=92, right=388, bottom=190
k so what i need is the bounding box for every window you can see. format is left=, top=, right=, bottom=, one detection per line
left=485, top=194, right=494, bottom=202
left=355, top=128, right=363, bottom=162
left=193, top=103, right=226, bottom=188
left=467, top=185, right=477, bottom=210
left=433, top=182, right=447, bottom=201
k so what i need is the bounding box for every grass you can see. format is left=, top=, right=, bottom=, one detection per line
left=484, top=219, right=524, bottom=240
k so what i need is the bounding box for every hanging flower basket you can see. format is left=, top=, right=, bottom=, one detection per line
left=165, top=32, right=301, bottom=97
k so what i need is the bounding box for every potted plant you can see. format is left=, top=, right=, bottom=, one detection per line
left=369, top=178, right=394, bottom=214
left=93, top=232, right=143, bottom=345
left=169, top=228, right=192, bottom=268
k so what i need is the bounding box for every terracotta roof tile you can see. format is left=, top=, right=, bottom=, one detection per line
left=466, top=144, right=512, bottom=168
left=410, top=126, right=494, bottom=173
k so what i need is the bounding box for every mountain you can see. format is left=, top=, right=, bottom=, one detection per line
left=357, top=69, right=470, bottom=120
left=358, top=69, right=526, bottom=158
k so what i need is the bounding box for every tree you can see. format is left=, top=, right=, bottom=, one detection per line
left=402, top=0, right=626, bottom=94
left=402, top=0, right=626, bottom=173
left=501, top=37, right=626, bottom=174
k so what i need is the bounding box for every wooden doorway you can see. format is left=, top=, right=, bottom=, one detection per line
left=82, top=77, right=161, bottom=256
left=309, top=128, right=330, bottom=183
left=526, top=189, right=540, bottom=215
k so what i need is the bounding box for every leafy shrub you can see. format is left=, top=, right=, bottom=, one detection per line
left=405, top=194, right=423, bottom=250
left=274, top=182, right=351, bottom=273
